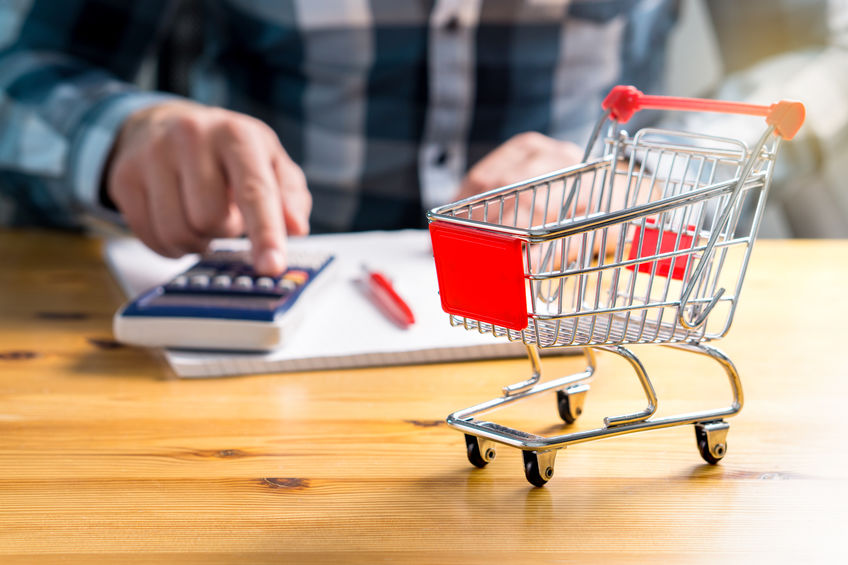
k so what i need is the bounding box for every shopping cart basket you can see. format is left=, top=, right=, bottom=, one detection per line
left=428, top=85, right=805, bottom=486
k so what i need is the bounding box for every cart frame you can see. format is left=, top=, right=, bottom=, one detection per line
left=427, top=86, right=804, bottom=486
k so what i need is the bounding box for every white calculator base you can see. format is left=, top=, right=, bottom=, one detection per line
left=113, top=310, right=304, bottom=352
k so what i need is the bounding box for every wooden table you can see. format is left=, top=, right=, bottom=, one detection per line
left=1, top=230, right=847, bottom=563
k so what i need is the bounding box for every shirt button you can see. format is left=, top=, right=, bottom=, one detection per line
left=444, top=15, right=460, bottom=32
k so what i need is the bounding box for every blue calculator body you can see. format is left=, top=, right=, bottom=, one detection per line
left=113, top=248, right=335, bottom=351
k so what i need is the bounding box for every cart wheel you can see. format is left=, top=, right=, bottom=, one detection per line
left=522, top=451, right=555, bottom=487
left=465, top=434, right=496, bottom=468
left=694, top=421, right=729, bottom=465
left=556, top=383, right=590, bottom=424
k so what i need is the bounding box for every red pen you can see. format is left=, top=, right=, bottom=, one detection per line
left=361, top=265, right=415, bottom=329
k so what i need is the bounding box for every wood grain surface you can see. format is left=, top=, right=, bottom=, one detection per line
left=1, top=229, right=847, bottom=564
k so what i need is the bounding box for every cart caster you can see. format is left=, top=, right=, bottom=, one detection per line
left=695, top=420, right=730, bottom=465
left=556, top=383, right=590, bottom=424
left=522, top=450, right=557, bottom=487
left=465, top=434, right=497, bottom=468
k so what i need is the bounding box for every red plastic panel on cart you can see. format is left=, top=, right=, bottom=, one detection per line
left=429, top=222, right=528, bottom=331
left=626, top=222, right=698, bottom=280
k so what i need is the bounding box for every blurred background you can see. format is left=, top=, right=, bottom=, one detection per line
left=6, top=0, right=841, bottom=239
left=152, top=0, right=847, bottom=238
left=664, top=0, right=848, bottom=237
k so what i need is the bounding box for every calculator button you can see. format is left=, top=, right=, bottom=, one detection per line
left=170, top=275, right=188, bottom=288
left=190, top=274, right=210, bottom=288
left=256, top=277, right=275, bottom=291
left=212, top=275, right=232, bottom=288
left=185, top=267, right=217, bottom=277
left=278, top=279, right=297, bottom=293
left=283, top=270, right=309, bottom=286
left=234, top=276, right=253, bottom=290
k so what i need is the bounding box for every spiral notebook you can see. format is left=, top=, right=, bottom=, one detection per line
left=104, top=230, right=544, bottom=378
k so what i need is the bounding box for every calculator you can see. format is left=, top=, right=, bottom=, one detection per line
left=113, top=247, right=336, bottom=351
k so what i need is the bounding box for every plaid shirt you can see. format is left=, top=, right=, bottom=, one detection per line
left=0, top=0, right=677, bottom=233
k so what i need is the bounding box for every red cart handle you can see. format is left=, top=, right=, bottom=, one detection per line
left=602, top=85, right=805, bottom=140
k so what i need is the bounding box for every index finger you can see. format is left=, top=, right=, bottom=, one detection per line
left=216, top=130, right=287, bottom=275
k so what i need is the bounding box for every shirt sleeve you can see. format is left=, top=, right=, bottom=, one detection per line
left=0, top=0, right=177, bottom=228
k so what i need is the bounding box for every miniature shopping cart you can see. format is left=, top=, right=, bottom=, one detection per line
left=427, top=85, right=805, bottom=486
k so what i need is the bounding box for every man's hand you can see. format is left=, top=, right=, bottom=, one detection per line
left=456, top=132, right=585, bottom=228
left=456, top=131, right=650, bottom=265
left=457, top=131, right=583, bottom=201
left=106, top=100, right=312, bottom=275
